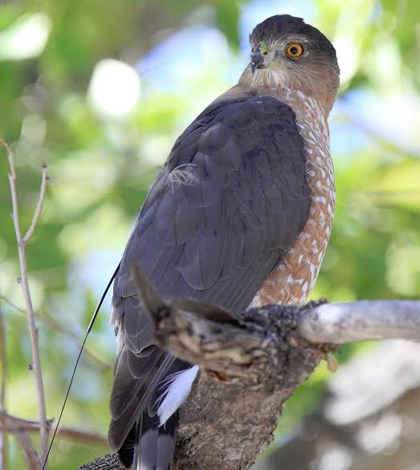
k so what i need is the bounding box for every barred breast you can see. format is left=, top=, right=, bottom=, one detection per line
left=250, top=87, right=335, bottom=307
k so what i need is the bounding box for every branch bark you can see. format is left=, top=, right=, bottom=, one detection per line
left=3, top=138, right=50, bottom=469
left=298, top=300, right=420, bottom=343
left=79, top=266, right=420, bottom=470
left=258, top=340, right=420, bottom=470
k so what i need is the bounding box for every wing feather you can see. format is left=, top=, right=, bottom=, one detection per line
left=109, top=93, right=312, bottom=464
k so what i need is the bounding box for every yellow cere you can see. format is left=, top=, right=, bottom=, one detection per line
left=259, top=40, right=269, bottom=56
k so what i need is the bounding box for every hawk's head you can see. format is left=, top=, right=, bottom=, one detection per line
left=241, top=15, right=340, bottom=113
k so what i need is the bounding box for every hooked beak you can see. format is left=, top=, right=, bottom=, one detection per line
left=251, top=51, right=265, bottom=74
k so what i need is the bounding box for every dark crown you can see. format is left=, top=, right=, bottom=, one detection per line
left=249, top=14, right=336, bottom=58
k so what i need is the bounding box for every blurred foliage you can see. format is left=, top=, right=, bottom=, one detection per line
left=0, top=0, right=419, bottom=468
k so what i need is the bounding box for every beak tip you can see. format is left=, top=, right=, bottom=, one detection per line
left=250, top=51, right=264, bottom=75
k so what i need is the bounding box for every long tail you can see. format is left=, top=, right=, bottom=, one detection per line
left=118, top=412, right=178, bottom=470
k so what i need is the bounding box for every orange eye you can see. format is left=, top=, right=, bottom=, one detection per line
left=286, top=43, right=304, bottom=58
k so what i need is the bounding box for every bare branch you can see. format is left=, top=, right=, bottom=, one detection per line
left=14, top=430, right=39, bottom=470
left=0, top=411, right=45, bottom=429
left=0, top=408, right=39, bottom=470
left=1, top=138, right=16, bottom=180
left=130, top=263, right=275, bottom=380
left=49, top=427, right=107, bottom=447
left=0, top=411, right=108, bottom=447
left=0, top=410, right=48, bottom=468
left=79, top=269, right=420, bottom=470
left=129, top=265, right=333, bottom=470
left=3, top=138, right=50, bottom=468
left=298, top=300, right=420, bottom=344
left=22, top=162, right=49, bottom=244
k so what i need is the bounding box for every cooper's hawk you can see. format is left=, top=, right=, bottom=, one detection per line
left=109, top=14, right=339, bottom=469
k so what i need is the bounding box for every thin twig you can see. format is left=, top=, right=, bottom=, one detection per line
left=0, top=406, right=38, bottom=470
left=14, top=430, right=39, bottom=470
left=0, top=411, right=44, bottom=429
left=0, top=301, right=8, bottom=470
left=0, top=411, right=108, bottom=447
left=22, top=162, right=49, bottom=244
left=2, top=137, right=50, bottom=468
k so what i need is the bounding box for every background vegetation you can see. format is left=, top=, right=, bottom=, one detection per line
left=1, top=0, right=419, bottom=468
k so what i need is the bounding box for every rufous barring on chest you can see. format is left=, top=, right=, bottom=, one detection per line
left=250, top=87, right=335, bottom=308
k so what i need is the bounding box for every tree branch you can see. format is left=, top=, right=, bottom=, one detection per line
left=259, top=339, right=420, bottom=470
left=22, top=162, right=49, bottom=244
left=0, top=411, right=108, bottom=447
left=298, top=299, right=420, bottom=343
left=3, top=138, right=50, bottom=469
left=14, top=429, right=39, bottom=470
left=79, top=265, right=420, bottom=470
left=0, top=410, right=45, bottom=470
